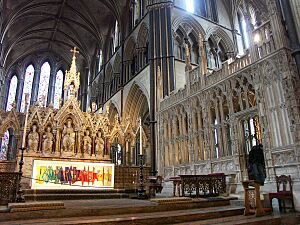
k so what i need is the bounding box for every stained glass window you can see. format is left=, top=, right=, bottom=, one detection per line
left=0, top=130, right=9, bottom=160
left=21, top=65, right=34, bottom=112
left=54, top=70, right=64, bottom=109
left=6, top=75, right=18, bottom=111
left=38, top=62, right=51, bottom=107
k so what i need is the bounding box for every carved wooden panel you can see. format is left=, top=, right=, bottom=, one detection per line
left=0, top=172, right=20, bottom=204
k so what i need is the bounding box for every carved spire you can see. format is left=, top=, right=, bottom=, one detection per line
left=65, top=47, right=81, bottom=99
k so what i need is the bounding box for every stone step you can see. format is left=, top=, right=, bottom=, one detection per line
left=24, top=193, right=129, bottom=201
left=178, top=213, right=300, bottom=225
left=23, top=188, right=127, bottom=194
left=177, top=214, right=282, bottom=225
left=0, top=198, right=234, bottom=222
left=8, top=201, right=65, bottom=213
left=0, top=206, right=245, bottom=225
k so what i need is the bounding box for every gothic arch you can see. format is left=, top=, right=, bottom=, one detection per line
left=105, top=63, right=113, bottom=82
left=113, top=53, right=121, bottom=73
left=206, top=26, right=235, bottom=53
left=172, top=15, right=206, bottom=38
left=0, top=111, right=21, bottom=137
left=124, top=36, right=136, bottom=61
left=124, top=83, right=149, bottom=124
left=137, top=22, right=148, bottom=48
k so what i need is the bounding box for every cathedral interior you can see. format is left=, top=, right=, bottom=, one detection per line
left=0, top=0, right=300, bottom=224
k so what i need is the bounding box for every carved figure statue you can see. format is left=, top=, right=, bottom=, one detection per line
left=42, top=126, right=54, bottom=153
left=185, top=43, right=192, bottom=71
left=68, top=83, right=75, bottom=96
left=28, top=124, right=39, bottom=152
left=83, top=129, right=92, bottom=154
left=62, top=119, right=76, bottom=152
left=95, top=131, right=104, bottom=157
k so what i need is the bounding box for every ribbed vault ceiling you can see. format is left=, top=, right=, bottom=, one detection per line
left=1, top=0, right=129, bottom=73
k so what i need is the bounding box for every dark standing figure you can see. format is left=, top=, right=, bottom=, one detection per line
left=248, top=144, right=266, bottom=185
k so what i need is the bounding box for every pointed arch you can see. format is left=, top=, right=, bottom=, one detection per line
left=124, top=83, right=149, bottom=123
left=54, top=70, right=64, bottom=109
left=113, top=53, right=121, bottom=74
left=172, top=15, right=206, bottom=38
left=37, top=61, right=51, bottom=106
left=6, top=75, right=18, bottom=111
left=20, top=64, right=35, bottom=112
left=124, top=36, right=136, bottom=61
left=105, top=63, right=113, bottom=82
left=137, top=22, right=149, bottom=48
left=206, top=26, right=235, bottom=53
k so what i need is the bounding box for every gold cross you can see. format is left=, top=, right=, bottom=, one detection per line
left=70, top=47, right=79, bottom=58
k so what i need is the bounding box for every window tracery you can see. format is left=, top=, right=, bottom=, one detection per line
left=6, top=75, right=18, bottom=111
left=54, top=70, right=64, bottom=109
left=20, top=64, right=34, bottom=112
left=37, top=62, right=51, bottom=106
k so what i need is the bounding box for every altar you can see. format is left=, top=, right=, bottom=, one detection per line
left=19, top=48, right=118, bottom=190
left=32, top=160, right=114, bottom=189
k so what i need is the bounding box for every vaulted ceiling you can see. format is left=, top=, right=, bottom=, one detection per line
left=0, top=0, right=129, bottom=74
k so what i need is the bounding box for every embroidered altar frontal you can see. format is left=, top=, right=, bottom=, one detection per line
left=32, top=160, right=114, bottom=189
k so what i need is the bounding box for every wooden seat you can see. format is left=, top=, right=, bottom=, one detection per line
left=269, top=175, right=295, bottom=213
left=148, top=176, right=163, bottom=196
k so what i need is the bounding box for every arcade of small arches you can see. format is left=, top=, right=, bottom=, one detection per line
left=160, top=73, right=260, bottom=169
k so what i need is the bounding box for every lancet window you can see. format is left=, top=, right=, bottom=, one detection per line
left=185, top=0, right=195, bottom=13
left=97, top=49, right=103, bottom=72
left=20, top=64, right=34, bottom=112
left=113, top=21, right=120, bottom=51
left=37, top=62, right=51, bottom=106
left=6, top=75, right=18, bottom=111
left=185, top=0, right=218, bottom=22
left=54, top=70, right=64, bottom=109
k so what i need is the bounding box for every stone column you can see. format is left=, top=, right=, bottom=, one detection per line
left=0, top=80, right=8, bottom=110
left=219, top=99, right=228, bottom=157
left=280, top=0, right=300, bottom=76
left=172, top=116, right=178, bottom=165
left=81, top=67, right=89, bottom=112
left=128, top=60, right=133, bottom=79
left=197, top=110, right=204, bottom=160
left=148, top=0, right=175, bottom=175
left=191, top=110, right=198, bottom=161
left=267, top=0, right=288, bottom=49
left=47, top=68, right=56, bottom=106
left=31, top=67, right=41, bottom=105
left=168, top=119, right=173, bottom=165
left=15, top=77, right=24, bottom=111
